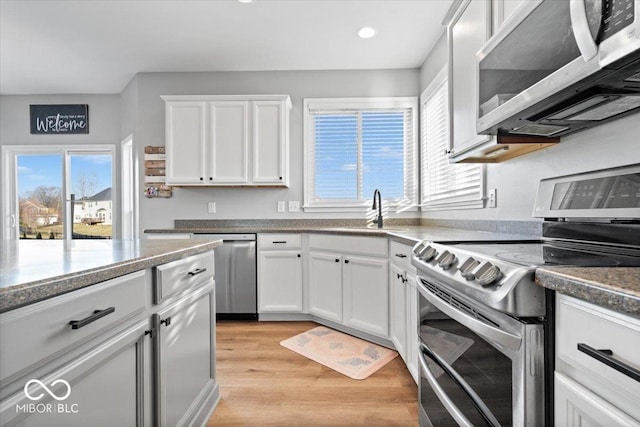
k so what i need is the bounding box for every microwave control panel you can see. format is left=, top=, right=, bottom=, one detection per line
left=601, top=0, right=635, bottom=41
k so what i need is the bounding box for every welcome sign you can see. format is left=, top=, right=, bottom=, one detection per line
left=30, top=104, right=89, bottom=134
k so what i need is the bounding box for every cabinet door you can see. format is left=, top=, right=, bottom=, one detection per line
left=258, top=250, right=303, bottom=313
left=555, top=373, right=639, bottom=427
left=406, top=272, right=419, bottom=384
left=449, top=0, right=493, bottom=157
left=343, top=255, right=389, bottom=337
left=2, top=321, right=150, bottom=427
left=308, top=251, right=343, bottom=323
left=209, top=101, right=249, bottom=184
left=494, top=0, right=525, bottom=31
left=165, top=101, right=207, bottom=185
left=389, top=264, right=407, bottom=360
left=252, top=100, right=287, bottom=185
left=156, top=282, right=216, bottom=427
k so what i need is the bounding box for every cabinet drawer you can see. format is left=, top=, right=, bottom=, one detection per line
left=0, top=271, right=146, bottom=384
left=556, top=294, right=640, bottom=416
left=257, top=233, right=302, bottom=249
left=389, top=240, right=415, bottom=270
left=308, top=234, right=387, bottom=257
left=154, top=251, right=215, bottom=303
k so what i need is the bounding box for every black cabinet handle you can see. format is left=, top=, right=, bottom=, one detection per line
left=69, top=307, right=115, bottom=330
left=577, top=343, right=640, bottom=382
left=161, top=317, right=172, bottom=327
left=199, top=177, right=203, bottom=181
left=397, top=273, right=403, bottom=279
left=188, top=268, right=207, bottom=277
left=272, top=241, right=287, bottom=244
left=402, top=277, right=408, bottom=283
left=297, top=254, right=301, bottom=258
left=344, top=259, right=350, bottom=264
left=395, top=253, right=407, bottom=258
left=335, top=258, right=340, bottom=262
left=209, top=177, right=213, bottom=181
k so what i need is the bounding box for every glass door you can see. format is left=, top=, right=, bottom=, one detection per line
left=4, top=146, right=115, bottom=240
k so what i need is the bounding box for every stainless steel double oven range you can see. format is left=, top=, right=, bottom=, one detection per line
left=412, top=164, right=640, bottom=427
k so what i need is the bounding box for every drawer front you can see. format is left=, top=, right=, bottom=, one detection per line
left=389, top=240, right=414, bottom=270
left=154, top=251, right=215, bottom=303
left=0, top=271, right=146, bottom=384
left=257, top=233, right=302, bottom=249
left=308, top=234, right=387, bottom=257
left=556, top=294, right=640, bottom=413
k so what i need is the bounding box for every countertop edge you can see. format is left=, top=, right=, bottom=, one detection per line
left=535, top=267, right=640, bottom=318
left=0, top=240, right=221, bottom=314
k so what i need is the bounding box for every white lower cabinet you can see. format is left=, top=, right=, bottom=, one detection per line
left=308, top=234, right=389, bottom=338
left=555, top=294, right=640, bottom=425
left=555, top=372, right=638, bottom=427
left=154, top=281, right=216, bottom=427
left=342, top=255, right=389, bottom=337
left=390, top=264, right=407, bottom=359
left=0, top=251, right=218, bottom=427
left=308, top=251, right=344, bottom=323
left=257, top=234, right=303, bottom=314
left=405, top=272, right=419, bottom=383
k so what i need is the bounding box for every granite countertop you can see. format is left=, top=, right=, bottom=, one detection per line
left=0, top=239, right=221, bottom=313
left=536, top=267, right=640, bottom=317
left=146, top=224, right=540, bottom=246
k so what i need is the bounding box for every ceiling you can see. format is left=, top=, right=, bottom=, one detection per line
left=0, top=0, right=452, bottom=95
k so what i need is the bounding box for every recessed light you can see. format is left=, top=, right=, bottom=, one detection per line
left=358, top=27, right=376, bottom=39
left=238, top=0, right=253, bottom=3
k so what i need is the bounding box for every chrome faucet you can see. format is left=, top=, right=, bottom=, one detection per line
left=372, top=189, right=383, bottom=229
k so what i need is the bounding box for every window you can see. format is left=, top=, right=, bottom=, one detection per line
left=1, top=145, right=115, bottom=240
left=420, top=67, right=484, bottom=210
left=304, top=98, right=418, bottom=212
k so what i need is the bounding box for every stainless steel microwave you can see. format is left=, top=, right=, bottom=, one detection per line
left=477, top=0, right=640, bottom=138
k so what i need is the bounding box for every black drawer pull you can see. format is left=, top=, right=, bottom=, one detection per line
left=344, top=259, right=350, bottom=264
left=161, top=317, right=172, bottom=327
left=272, top=241, right=287, bottom=244
left=69, top=307, right=115, bottom=330
left=188, top=268, right=207, bottom=277
left=577, top=343, right=640, bottom=382
left=335, top=258, right=340, bottom=262
left=395, top=253, right=407, bottom=258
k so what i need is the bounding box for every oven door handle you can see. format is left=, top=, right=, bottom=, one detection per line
left=418, top=341, right=502, bottom=427
left=419, top=283, right=522, bottom=351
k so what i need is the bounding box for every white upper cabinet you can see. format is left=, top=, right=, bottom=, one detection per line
left=448, top=0, right=494, bottom=161
left=163, top=95, right=291, bottom=186
left=209, top=101, right=250, bottom=184
left=165, top=101, right=207, bottom=184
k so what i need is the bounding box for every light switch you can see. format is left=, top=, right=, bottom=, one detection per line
left=277, top=201, right=286, bottom=213
left=207, top=202, right=216, bottom=213
left=288, top=201, right=300, bottom=212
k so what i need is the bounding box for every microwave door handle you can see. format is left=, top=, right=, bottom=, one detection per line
left=418, top=338, right=500, bottom=427
left=570, top=0, right=599, bottom=61
left=419, top=282, right=522, bottom=351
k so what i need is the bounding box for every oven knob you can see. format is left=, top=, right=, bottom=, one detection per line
left=437, top=251, right=457, bottom=270
left=459, top=257, right=480, bottom=280
left=475, top=263, right=502, bottom=286
left=420, top=246, right=438, bottom=262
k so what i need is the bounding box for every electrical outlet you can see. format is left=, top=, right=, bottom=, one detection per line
left=277, top=201, right=286, bottom=213
left=288, top=201, right=300, bottom=212
left=207, top=202, right=216, bottom=214
left=488, top=188, right=497, bottom=208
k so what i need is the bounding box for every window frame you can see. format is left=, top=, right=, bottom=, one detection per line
left=420, top=67, right=485, bottom=211
left=303, top=97, right=419, bottom=213
left=1, top=144, right=117, bottom=240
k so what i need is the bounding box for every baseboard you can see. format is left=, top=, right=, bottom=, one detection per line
left=258, top=312, right=312, bottom=321
left=188, top=380, right=220, bottom=427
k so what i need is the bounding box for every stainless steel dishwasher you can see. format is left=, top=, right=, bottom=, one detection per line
left=192, top=233, right=257, bottom=320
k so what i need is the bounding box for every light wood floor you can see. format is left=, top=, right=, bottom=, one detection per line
left=207, top=321, right=418, bottom=427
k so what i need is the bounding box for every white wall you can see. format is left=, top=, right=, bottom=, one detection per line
left=417, top=33, right=640, bottom=222
left=134, top=69, right=419, bottom=231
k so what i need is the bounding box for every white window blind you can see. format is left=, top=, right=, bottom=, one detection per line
left=420, top=69, right=484, bottom=210
left=304, top=98, right=418, bottom=212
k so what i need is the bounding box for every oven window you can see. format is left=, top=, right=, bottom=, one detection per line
left=419, top=312, right=512, bottom=426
